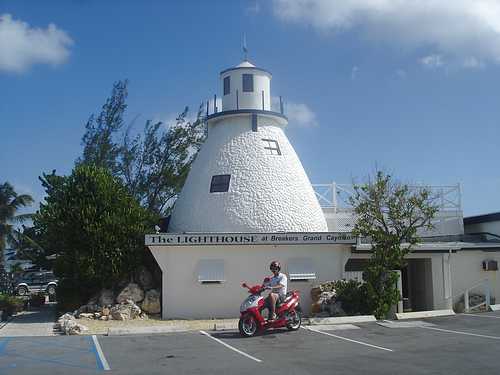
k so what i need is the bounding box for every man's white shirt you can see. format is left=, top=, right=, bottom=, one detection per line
left=269, top=272, right=287, bottom=297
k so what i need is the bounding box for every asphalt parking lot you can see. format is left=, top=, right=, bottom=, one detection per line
left=1, top=311, right=500, bottom=374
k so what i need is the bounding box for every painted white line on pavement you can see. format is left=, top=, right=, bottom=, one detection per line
left=421, top=326, right=500, bottom=340
left=199, top=330, right=262, bottom=363
left=462, top=314, right=500, bottom=319
left=92, top=335, right=111, bottom=371
left=303, top=326, right=393, bottom=352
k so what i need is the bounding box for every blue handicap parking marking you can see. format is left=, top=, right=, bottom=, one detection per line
left=0, top=336, right=108, bottom=373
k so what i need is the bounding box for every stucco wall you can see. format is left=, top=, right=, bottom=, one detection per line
left=169, top=116, right=328, bottom=233
left=450, top=251, right=500, bottom=304
left=150, top=244, right=349, bottom=319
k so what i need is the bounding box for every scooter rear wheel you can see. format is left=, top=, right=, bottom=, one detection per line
left=286, top=309, right=302, bottom=331
left=239, top=315, right=258, bottom=337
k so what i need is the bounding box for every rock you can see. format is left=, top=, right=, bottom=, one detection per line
left=116, top=283, right=144, bottom=304
left=93, top=312, right=102, bottom=319
left=141, top=289, right=160, bottom=314
left=76, top=304, right=99, bottom=317
left=135, top=266, right=154, bottom=289
left=101, top=307, right=110, bottom=316
left=78, top=313, right=95, bottom=319
left=87, top=292, right=100, bottom=305
left=57, top=313, right=88, bottom=335
left=310, top=287, right=322, bottom=302
left=99, top=315, right=109, bottom=321
left=98, top=289, right=115, bottom=306
left=139, top=312, right=149, bottom=320
left=111, top=300, right=141, bottom=320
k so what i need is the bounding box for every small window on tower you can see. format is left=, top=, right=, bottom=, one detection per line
left=210, top=174, right=231, bottom=193
left=223, top=76, right=230, bottom=95
left=242, top=74, right=254, bottom=92
left=262, top=139, right=281, bottom=155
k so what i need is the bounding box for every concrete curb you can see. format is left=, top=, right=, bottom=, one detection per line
left=106, top=320, right=239, bottom=336
left=395, top=309, right=455, bottom=320
left=305, top=315, right=377, bottom=325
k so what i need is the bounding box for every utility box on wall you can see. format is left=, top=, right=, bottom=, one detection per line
left=482, top=260, right=498, bottom=271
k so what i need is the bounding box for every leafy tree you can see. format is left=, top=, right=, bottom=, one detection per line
left=78, top=80, right=205, bottom=214
left=0, top=182, right=33, bottom=258
left=33, top=165, right=157, bottom=308
left=79, top=80, right=128, bottom=174
left=349, top=171, right=439, bottom=319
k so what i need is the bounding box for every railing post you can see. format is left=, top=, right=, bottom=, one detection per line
left=332, top=182, right=337, bottom=213
left=485, top=281, right=491, bottom=309
left=464, top=289, right=469, bottom=313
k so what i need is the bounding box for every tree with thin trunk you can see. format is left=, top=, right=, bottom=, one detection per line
left=0, top=182, right=34, bottom=260
left=349, top=171, right=439, bottom=319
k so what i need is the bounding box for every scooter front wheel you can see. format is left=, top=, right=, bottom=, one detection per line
left=239, top=315, right=258, bottom=337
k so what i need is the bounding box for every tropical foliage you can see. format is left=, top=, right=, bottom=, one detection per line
left=0, top=182, right=33, bottom=257
left=350, top=171, right=439, bottom=319
left=78, top=80, right=206, bottom=214
left=33, top=164, right=157, bottom=309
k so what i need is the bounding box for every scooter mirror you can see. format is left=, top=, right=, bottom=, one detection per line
left=263, top=277, right=270, bottom=282
left=241, top=283, right=248, bottom=288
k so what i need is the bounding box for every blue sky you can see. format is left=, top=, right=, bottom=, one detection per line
left=1, top=0, right=499, bottom=216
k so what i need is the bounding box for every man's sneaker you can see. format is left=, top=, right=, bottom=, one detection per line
left=268, top=313, right=277, bottom=321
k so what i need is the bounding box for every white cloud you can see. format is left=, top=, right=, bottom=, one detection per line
left=272, top=97, right=318, bottom=128
left=420, top=54, right=445, bottom=69
left=272, top=0, right=500, bottom=67
left=351, top=66, right=359, bottom=80
left=0, top=13, right=73, bottom=73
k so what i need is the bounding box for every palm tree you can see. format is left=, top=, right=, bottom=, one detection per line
left=0, top=182, right=34, bottom=259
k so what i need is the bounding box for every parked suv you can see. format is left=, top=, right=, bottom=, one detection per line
left=15, top=271, right=58, bottom=296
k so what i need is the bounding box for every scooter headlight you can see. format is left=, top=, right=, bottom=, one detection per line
left=240, top=295, right=258, bottom=312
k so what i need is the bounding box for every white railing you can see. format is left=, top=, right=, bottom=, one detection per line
left=312, top=183, right=462, bottom=212
left=452, top=279, right=491, bottom=312
left=342, top=271, right=364, bottom=283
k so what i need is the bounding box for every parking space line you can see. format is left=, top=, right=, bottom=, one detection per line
left=91, top=335, right=111, bottom=371
left=303, top=326, right=393, bottom=352
left=199, top=330, right=262, bottom=363
left=462, top=314, right=500, bottom=319
left=421, top=326, right=500, bottom=340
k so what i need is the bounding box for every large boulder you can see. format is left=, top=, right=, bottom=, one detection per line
left=57, top=313, right=88, bottom=335
left=135, top=266, right=154, bottom=289
left=111, top=300, right=141, bottom=320
left=116, top=283, right=144, bottom=304
left=98, top=289, right=115, bottom=306
left=141, top=289, right=161, bottom=314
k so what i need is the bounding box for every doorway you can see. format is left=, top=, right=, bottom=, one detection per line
left=401, top=259, right=433, bottom=312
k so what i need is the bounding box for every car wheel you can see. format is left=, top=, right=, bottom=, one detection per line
left=47, top=285, right=56, bottom=296
left=17, top=286, right=28, bottom=296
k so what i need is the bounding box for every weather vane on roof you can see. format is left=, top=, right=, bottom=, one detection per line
left=242, top=33, right=248, bottom=61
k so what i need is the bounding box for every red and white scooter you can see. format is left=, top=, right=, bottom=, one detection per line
left=238, top=278, right=302, bottom=337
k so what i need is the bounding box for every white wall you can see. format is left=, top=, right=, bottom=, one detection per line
left=169, top=115, right=328, bottom=233
left=150, top=244, right=349, bottom=319
left=221, top=68, right=271, bottom=111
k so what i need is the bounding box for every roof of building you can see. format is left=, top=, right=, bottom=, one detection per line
left=220, top=60, right=272, bottom=76
left=464, top=212, right=500, bottom=225
left=236, top=60, right=256, bottom=68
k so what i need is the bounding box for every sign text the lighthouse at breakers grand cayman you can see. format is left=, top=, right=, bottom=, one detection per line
left=145, top=232, right=355, bottom=246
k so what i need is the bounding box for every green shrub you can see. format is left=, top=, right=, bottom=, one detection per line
left=333, top=280, right=371, bottom=316
left=56, top=278, right=97, bottom=314
left=0, top=294, right=24, bottom=318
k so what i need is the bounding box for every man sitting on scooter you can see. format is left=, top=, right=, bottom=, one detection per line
left=266, top=261, right=288, bottom=321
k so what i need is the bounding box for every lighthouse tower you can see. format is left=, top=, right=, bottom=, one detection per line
left=168, top=60, right=328, bottom=233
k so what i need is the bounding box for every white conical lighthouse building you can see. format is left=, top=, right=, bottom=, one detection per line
left=168, top=59, right=328, bottom=233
